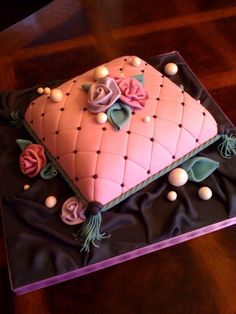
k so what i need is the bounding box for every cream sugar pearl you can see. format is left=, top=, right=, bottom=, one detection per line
left=44, top=87, right=51, bottom=95
left=50, top=88, right=64, bottom=102
left=143, top=115, right=151, bottom=123
left=198, top=186, right=212, bottom=200
left=131, top=56, right=141, bottom=67
left=168, top=168, right=188, bottom=187
left=37, top=87, right=44, bottom=94
left=96, top=112, right=108, bottom=124
left=167, top=191, right=177, bottom=201
left=164, top=63, right=178, bottom=76
left=45, top=196, right=57, bottom=208
left=94, top=66, right=109, bottom=81
left=23, top=184, right=30, bottom=191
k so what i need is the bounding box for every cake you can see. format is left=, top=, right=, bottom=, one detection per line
left=1, top=52, right=236, bottom=294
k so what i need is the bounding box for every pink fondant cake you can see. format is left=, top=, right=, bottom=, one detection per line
left=23, top=56, right=220, bottom=249
left=24, top=56, right=218, bottom=208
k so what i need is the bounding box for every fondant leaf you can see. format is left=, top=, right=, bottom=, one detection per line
left=181, top=157, right=219, bottom=182
left=107, top=102, right=131, bottom=131
left=132, top=74, right=144, bottom=86
left=81, top=83, right=92, bottom=91
left=40, top=162, right=57, bottom=179
left=16, top=139, right=32, bottom=151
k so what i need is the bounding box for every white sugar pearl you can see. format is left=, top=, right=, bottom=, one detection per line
left=37, top=87, right=44, bottom=94
left=45, top=196, right=57, bottom=208
left=198, top=187, right=212, bottom=200
left=96, top=112, right=107, bottom=124
left=131, top=56, right=141, bottom=67
left=164, top=63, right=178, bottom=76
left=167, top=191, right=177, bottom=201
left=44, top=87, right=51, bottom=95
left=94, top=66, right=109, bottom=80
left=50, top=89, right=64, bottom=102
left=168, top=168, right=188, bottom=187
left=23, top=184, right=30, bottom=191
left=143, top=115, right=151, bottom=123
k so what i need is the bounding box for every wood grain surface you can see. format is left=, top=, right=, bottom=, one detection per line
left=1, top=0, right=236, bottom=313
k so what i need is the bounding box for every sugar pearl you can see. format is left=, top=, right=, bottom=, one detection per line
left=131, top=56, right=141, bottom=67
left=143, top=115, right=151, bottom=123
left=198, top=186, right=212, bottom=200
left=164, top=63, right=178, bottom=76
left=94, top=66, right=109, bottom=80
left=44, top=87, right=51, bottom=95
left=23, top=184, right=30, bottom=191
left=168, top=168, right=188, bottom=187
left=167, top=191, right=177, bottom=201
left=50, top=89, right=64, bottom=102
left=96, top=112, right=107, bottom=124
left=37, top=87, right=44, bottom=94
left=45, top=196, right=57, bottom=208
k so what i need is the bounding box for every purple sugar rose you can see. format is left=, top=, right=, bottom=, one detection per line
left=61, top=196, right=86, bottom=225
left=87, top=77, right=121, bottom=113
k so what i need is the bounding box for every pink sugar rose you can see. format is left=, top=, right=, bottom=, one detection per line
left=20, top=144, right=46, bottom=177
left=114, top=77, right=148, bottom=109
left=88, top=77, right=121, bottom=113
left=61, top=196, right=86, bottom=225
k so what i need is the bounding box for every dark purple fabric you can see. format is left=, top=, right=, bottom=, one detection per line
left=1, top=52, right=236, bottom=293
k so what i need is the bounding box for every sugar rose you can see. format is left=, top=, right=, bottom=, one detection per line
left=61, top=196, right=86, bottom=225
left=20, top=144, right=46, bottom=177
left=87, top=77, right=121, bottom=113
left=115, top=77, right=148, bottom=109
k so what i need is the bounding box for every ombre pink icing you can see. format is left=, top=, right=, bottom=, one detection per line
left=20, top=144, right=46, bottom=177
left=114, top=76, right=148, bottom=109
left=61, top=196, right=86, bottom=225
left=88, top=77, right=121, bottom=113
left=24, top=56, right=218, bottom=206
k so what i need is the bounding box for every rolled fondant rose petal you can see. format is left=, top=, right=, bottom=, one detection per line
left=19, top=144, right=46, bottom=177
left=60, top=196, right=86, bottom=225
left=87, top=77, right=121, bottom=113
left=114, top=77, right=148, bottom=109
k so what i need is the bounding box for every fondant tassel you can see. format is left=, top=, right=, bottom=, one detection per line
left=218, top=134, right=236, bottom=159
left=74, top=212, right=110, bottom=252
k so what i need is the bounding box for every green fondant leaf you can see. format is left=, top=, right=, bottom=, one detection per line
left=16, top=139, right=32, bottom=151
left=81, top=83, right=92, bottom=91
left=107, top=102, right=131, bottom=131
left=181, top=157, right=219, bottom=182
left=40, top=162, right=57, bottom=180
left=132, top=74, right=144, bottom=86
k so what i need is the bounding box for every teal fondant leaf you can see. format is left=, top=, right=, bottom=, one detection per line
left=132, top=74, right=144, bottom=86
left=16, top=139, right=32, bottom=151
left=81, top=83, right=92, bottom=91
left=181, top=157, right=219, bottom=182
left=40, top=162, right=57, bottom=180
left=107, top=102, right=131, bottom=131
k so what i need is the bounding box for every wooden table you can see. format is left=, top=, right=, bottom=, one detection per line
left=1, top=1, right=236, bottom=313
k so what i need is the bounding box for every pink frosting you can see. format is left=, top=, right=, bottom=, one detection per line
left=88, top=77, right=121, bottom=113
left=60, top=196, right=86, bottom=225
left=114, top=77, right=148, bottom=109
left=20, top=144, right=46, bottom=177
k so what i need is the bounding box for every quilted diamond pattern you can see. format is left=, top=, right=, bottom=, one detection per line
left=25, top=56, right=218, bottom=206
